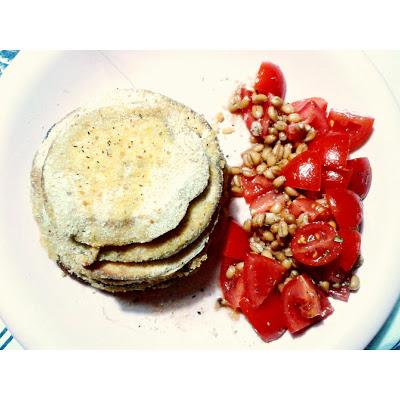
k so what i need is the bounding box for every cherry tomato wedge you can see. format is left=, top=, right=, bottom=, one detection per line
left=297, top=100, right=329, bottom=134
left=222, top=220, right=250, bottom=260
left=308, top=131, right=350, bottom=169
left=321, top=168, right=352, bottom=191
left=240, top=175, right=274, bottom=204
left=329, top=286, right=350, bottom=302
left=220, top=257, right=245, bottom=310
left=254, top=62, right=286, bottom=98
left=282, top=275, right=331, bottom=333
left=328, top=110, right=374, bottom=152
left=243, top=253, right=286, bottom=308
left=347, top=157, right=372, bottom=200
left=289, top=197, right=331, bottom=222
left=326, top=189, right=363, bottom=230
left=282, top=150, right=322, bottom=191
left=292, top=97, right=328, bottom=113
left=240, top=291, right=286, bottom=342
left=335, top=228, right=361, bottom=272
left=291, top=222, right=343, bottom=267
left=250, top=191, right=286, bottom=215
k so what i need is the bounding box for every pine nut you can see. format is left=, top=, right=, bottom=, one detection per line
left=239, top=96, right=250, bottom=109
left=270, top=96, right=283, bottom=107
left=273, top=176, right=286, bottom=188
left=279, top=132, right=287, bottom=141
left=261, top=249, right=273, bottom=259
left=278, top=220, right=289, bottom=237
left=250, top=240, right=264, bottom=254
left=284, top=247, right=293, bottom=257
left=271, top=202, right=283, bottom=214
left=225, top=265, right=236, bottom=279
left=305, top=128, right=317, bottom=142
left=256, top=162, right=268, bottom=174
left=279, top=158, right=289, bottom=168
left=229, top=166, right=242, bottom=175
left=281, top=258, right=292, bottom=269
left=304, top=123, right=312, bottom=131
left=262, top=230, right=275, bottom=242
left=267, top=106, right=279, bottom=122
left=274, top=121, right=287, bottom=131
left=261, top=147, right=272, bottom=161
left=252, top=93, right=268, bottom=104
left=249, top=150, right=262, bottom=165
left=271, top=165, right=282, bottom=176
left=288, top=153, right=297, bottom=161
left=297, top=213, right=309, bottom=227
left=231, top=186, right=243, bottom=195
left=263, top=168, right=275, bottom=180
left=266, top=153, right=277, bottom=167
left=252, top=213, right=266, bottom=227
left=270, top=240, right=281, bottom=250
left=319, top=281, right=330, bottom=293
left=284, top=186, right=299, bottom=197
left=242, top=167, right=256, bottom=177
left=274, top=251, right=286, bottom=261
left=296, top=143, right=308, bottom=154
left=268, top=127, right=278, bottom=136
left=265, top=213, right=280, bottom=225
left=229, top=102, right=240, bottom=113
left=272, top=141, right=282, bottom=157
left=252, top=105, right=264, bottom=119
left=350, top=275, right=360, bottom=291
left=250, top=121, right=262, bottom=136
left=222, top=126, right=235, bottom=134
left=252, top=143, right=265, bottom=152
left=281, top=103, right=295, bottom=114
left=250, top=136, right=258, bottom=143
left=290, top=269, right=299, bottom=277
left=288, top=224, right=297, bottom=235
left=236, top=262, right=244, bottom=272
left=243, top=219, right=252, bottom=233
left=231, top=175, right=241, bottom=187
left=283, top=212, right=296, bottom=224
left=215, top=112, right=225, bottom=123
left=270, top=223, right=279, bottom=234
left=264, top=134, right=277, bottom=144
left=287, top=113, right=302, bottom=123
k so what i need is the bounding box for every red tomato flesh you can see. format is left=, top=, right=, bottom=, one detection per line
left=254, top=62, right=286, bottom=98
left=329, top=286, right=350, bottom=302
left=328, top=110, right=374, bottom=152
left=308, top=131, right=350, bottom=169
left=335, top=228, right=361, bottom=272
left=282, top=275, right=332, bottom=334
left=250, top=191, right=286, bottom=215
left=347, top=157, right=372, bottom=200
left=282, top=150, right=322, bottom=191
left=243, top=253, right=286, bottom=308
left=240, top=291, right=286, bottom=342
left=240, top=175, right=274, bottom=204
left=298, top=100, right=329, bottom=134
left=291, top=222, right=343, bottom=267
left=222, top=220, right=250, bottom=260
left=220, top=257, right=245, bottom=310
left=326, top=189, right=363, bottom=230
left=289, top=197, right=331, bottom=222
left=292, top=97, right=328, bottom=113
left=321, top=168, right=352, bottom=191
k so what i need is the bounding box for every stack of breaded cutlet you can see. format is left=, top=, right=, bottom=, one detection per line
left=31, top=89, right=224, bottom=292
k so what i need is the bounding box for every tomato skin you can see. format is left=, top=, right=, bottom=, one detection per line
left=254, top=62, right=286, bottom=98
left=289, top=197, right=331, bottom=222
left=240, top=175, right=274, bottom=204
left=240, top=291, right=286, bottom=342
left=308, top=131, right=350, bottom=169
left=335, top=228, right=361, bottom=272
left=291, top=222, right=343, bottom=267
left=282, top=150, right=322, bottom=191
left=250, top=191, right=286, bottom=215
left=222, top=220, right=250, bottom=260
left=292, top=97, right=328, bottom=113
left=321, top=168, right=352, bottom=191
left=347, top=158, right=372, bottom=200
left=298, top=100, right=329, bottom=134
left=326, top=189, right=363, bottom=230
left=328, top=110, right=374, bottom=152
left=220, top=257, right=245, bottom=310
left=282, top=275, right=328, bottom=334
left=243, top=253, right=286, bottom=308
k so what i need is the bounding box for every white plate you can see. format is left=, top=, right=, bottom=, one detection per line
left=1, top=51, right=399, bottom=349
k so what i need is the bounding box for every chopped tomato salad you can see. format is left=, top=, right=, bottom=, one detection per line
left=220, top=61, right=373, bottom=342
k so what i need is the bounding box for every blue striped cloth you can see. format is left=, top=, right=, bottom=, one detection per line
left=0, top=50, right=399, bottom=350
